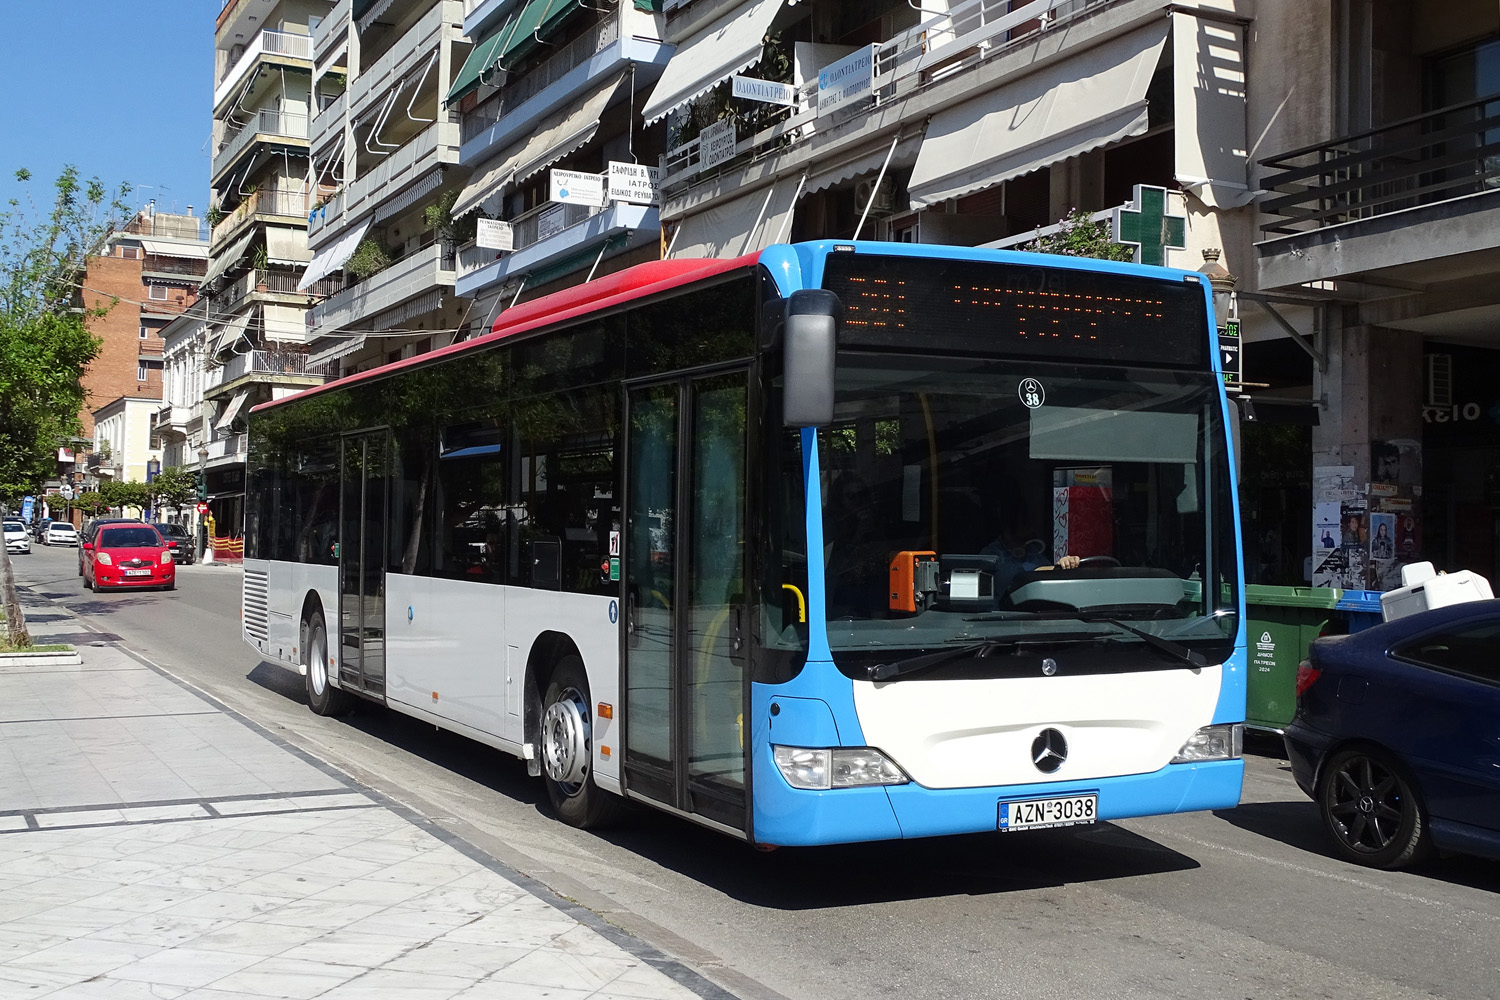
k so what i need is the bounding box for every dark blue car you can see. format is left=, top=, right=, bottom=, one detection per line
left=1285, top=599, right=1500, bottom=870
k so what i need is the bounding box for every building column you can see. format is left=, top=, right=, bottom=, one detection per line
left=1311, top=313, right=1424, bottom=589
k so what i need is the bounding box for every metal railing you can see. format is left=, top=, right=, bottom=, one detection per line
left=142, top=255, right=208, bottom=278
left=462, top=9, right=621, bottom=145
left=661, top=0, right=1094, bottom=183
left=211, top=187, right=312, bottom=246
left=203, top=434, right=245, bottom=462
left=122, top=214, right=209, bottom=240
left=214, top=110, right=311, bottom=178
left=216, top=29, right=314, bottom=106
left=210, top=349, right=322, bottom=388
left=455, top=201, right=599, bottom=277
left=1259, top=93, right=1500, bottom=237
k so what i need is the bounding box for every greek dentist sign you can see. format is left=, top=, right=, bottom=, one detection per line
left=817, top=45, right=876, bottom=118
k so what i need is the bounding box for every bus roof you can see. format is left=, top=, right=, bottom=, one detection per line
left=250, top=253, right=757, bottom=416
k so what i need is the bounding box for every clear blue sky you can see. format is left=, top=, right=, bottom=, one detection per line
left=0, top=1, right=218, bottom=221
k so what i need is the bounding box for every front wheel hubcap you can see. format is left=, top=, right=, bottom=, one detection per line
left=542, top=689, right=590, bottom=790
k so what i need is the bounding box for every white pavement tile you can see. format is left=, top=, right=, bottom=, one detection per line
left=315, top=968, right=478, bottom=999
left=246, top=898, right=388, bottom=931
left=441, top=911, right=579, bottom=950
left=201, top=955, right=362, bottom=999
left=34, top=977, right=188, bottom=998
left=383, top=939, right=531, bottom=980
left=180, top=918, right=317, bottom=958
left=452, top=982, right=594, bottom=1000
left=599, top=962, right=715, bottom=1000
left=485, top=949, right=641, bottom=993
left=109, top=946, right=264, bottom=989
left=6, top=935, right=163, bottom=979
left=0, top=962, right=82, bottom=993
left=275, top=931, right=418, bottom=970
left=86, top=912, right=237, bottom=949
left=156, top=890, right=291, bottom=923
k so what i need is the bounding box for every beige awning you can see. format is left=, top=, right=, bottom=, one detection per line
left=453, top=73, right=627, bottom=220
left=208, top=312, right=253, bottom=359
left=202, top=229, right=256, bottom=287
left=214, top=391, right=249, bottom=430
left=670, top=181, right=798, bottom=258
left=642, top=0, right=783, bottom=125
left=265, top=227, right=312, bottom=265
left=261, top=302, right=307, bottom=342
left=804, top=134, right=922, bottom=194
left=908, top=21, right=1169, bottom=209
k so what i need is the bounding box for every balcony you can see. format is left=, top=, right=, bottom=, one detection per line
left=203, top=434, right=245, bottom=464
left=211, top=187, right=313, bottom=248
left=461, top=12, right=622, bottom=145
left=121, top=214, right=209, bottom=241
left=310, top=121, right=461, bottom=248
left=207, top=268, right=342, bottom=316
left=315, top=0, right=351, bottom=61
left=313, top=88, right=347, bottom=141
left=659, top=0, right=1107, bottom=187
left=215, top=29, right=314, bottom=110
left=205, top=349, right=328, bottom=397
left=348, top=2, right=455, bottom=122
left=142, top=255, right=209, bottom=279
left=1258, top=93, right=1500, bottom=289
left=309, top=241, right=456, bottom=333
left=456, top=201, right=657, bottom=297
left=152, top=405, right=191, bottom=439
left=213, top=110, right=311, bottom=184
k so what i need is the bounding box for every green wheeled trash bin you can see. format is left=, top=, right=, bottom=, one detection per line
left=1243, top=585, right=1341, bottom=731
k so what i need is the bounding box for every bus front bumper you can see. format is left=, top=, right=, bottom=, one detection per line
left=751, top=758, right=1245, bottom=847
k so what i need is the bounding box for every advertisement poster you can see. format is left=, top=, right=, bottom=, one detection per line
left=1314, top=500, right=1341, bottom=552
left=1312, top=466, right=1361, bottom=589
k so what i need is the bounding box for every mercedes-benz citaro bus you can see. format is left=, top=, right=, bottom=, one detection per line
left=242, top=240, right=1245, bottom=847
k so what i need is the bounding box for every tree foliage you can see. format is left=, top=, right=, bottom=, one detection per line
left=1019, top=209, right=1136, bottom=262
left=0, top=166, right=131, bottom=501
left=99, top=479, right=151, bottom=512
left=149, top=466, right=197, bottom=514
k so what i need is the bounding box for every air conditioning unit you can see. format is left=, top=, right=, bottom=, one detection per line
left=856, top=176, right=896, bottom=214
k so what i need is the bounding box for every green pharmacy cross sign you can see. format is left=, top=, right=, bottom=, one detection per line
left=1113, top=184, right=1187, bottom=267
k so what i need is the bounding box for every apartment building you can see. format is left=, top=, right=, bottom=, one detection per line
left=205, top=0, right=337, bottom=534
left=299, top=0, right=472, bottom=375
left=90, top=396, right=164, bottom=490
left=448, top=0, right=673, bottom=326
left=75, top=206, right=208, bottom=486
left=1240, top=0, right=1500, bottom=589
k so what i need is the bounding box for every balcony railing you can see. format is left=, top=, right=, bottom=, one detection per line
left=215, top=29, right=314, bottom=107
left=1259, top=93, right=1500, bottom=237
left=214, top=110, right=311, bottom=179
left=212, top=187, right=313, bottom=246
left=455, top=201, right=599, bottom=277
left=208, top=349, right=325, bottom=390
left=203, top=434, right=245, bottom=462
left=122, top=215, right=209, bottom=241
left=142, top=255, right=208, bottom=278
left=309, top=240, right=456, bottom=331
left=207, top=268, right=341, bottom=314
left=661, top=0, right=1095, bottom=182
left=462, top=11, right=621, bottom=145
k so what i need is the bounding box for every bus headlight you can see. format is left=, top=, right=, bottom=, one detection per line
left=772, top=745, right=908, bottom=789
left=1171, top=723, right=1244, bottom=763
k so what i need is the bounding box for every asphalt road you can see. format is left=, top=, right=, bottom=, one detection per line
left=14, top=542, right=1500, bottom=1000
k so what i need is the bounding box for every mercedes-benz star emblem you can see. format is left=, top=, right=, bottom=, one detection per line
left=1041, top=657, right=1058, bottom=676
left=1031, top=728, right=1068, bottom=773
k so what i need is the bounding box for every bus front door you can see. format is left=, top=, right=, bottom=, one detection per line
left=339, top=431, right=388, bottom=698
left=624, top=372, right=749, bottom=834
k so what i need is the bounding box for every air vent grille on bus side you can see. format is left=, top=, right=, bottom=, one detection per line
left=243, top=569, right=269, bottom=642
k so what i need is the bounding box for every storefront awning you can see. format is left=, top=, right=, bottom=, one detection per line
left=907, top=20, right=1169, bottom=210
left=298, top=216, right=372, bottom=291
left=641, top=0, right=782, bottom=125
left=308, top=334, right=366, bottom=368
left=670, top=181, right=797, bottom=258
left=454, top=72, right=627, bottom=219
left=202, top=229, right=255, bottom=287
left=804, top=134, right=922, bottom=195
left=496, top=0, right=580, bottom=70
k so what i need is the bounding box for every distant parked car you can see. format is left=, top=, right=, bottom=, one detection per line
left=151, top=522, right=195, bottom=565
left=46, top=523, right=78, bottom=547
left=3, top=519, right=30, bottom=555
left=1285, top=599, right=1500, bottom=870
left=83, top=524, right=174, bottom=592
left=78, top=517, right=140, bottom=575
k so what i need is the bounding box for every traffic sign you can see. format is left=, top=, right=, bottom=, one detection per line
left=196, top=503, right=209, bottom=514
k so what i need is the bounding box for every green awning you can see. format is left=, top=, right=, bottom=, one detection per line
left=446, top=28, right=509, bottom=105
left=496, top=0, right=581, bottom=71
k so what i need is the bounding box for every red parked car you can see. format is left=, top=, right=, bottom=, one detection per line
left=83, top=524, right=176, bottom=592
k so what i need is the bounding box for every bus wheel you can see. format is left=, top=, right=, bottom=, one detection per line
left=541, top=655, right=624, bottom=828
left=305, top=611, right=354, bottom=717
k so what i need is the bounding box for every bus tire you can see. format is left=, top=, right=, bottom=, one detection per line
left=304, top=610, right=354, bottom=717
left=541, top=655, right=625, bottom=829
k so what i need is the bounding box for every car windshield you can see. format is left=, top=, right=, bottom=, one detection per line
left=799, top=353, right=1238, bottom=666
left=3, top=522, right=22, bottom=532
left=50, top=524, right=74, bottom=533
left=154, top=524, right=186, bottom=537
left=100, top=527, right=162, bottom=548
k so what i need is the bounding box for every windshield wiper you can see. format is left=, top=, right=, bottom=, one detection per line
left=866, top=632, right=1109, bottom=682
left=1089, top=616, right=1206, bottom=667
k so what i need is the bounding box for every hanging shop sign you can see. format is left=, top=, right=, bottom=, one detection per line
left=549, top=169, right=607, bottom=208
left=732, top=75, right=797, bottom=107
left=475, top=218, right=514, bottom=251
left=818, top=45, right=877, bottom=119
left=607, top=161, right=661, bottom=205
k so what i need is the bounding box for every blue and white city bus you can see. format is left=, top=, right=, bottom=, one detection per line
left=243, top=240, right=1245, bottom=846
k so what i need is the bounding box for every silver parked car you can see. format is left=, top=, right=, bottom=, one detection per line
left=45, top=522, right=79, bottom=547
left=4, top=519, right=30, bottom=554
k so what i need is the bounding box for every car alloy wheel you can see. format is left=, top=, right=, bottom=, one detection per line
left=1319, top=748, right=1428, bottom=869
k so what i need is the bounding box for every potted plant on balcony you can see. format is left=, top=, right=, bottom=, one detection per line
left=345, top=238, right=391, bottom=282
left=252, top=244, right=269, bottom=289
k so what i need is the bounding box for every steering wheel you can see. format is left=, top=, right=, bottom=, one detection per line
left=1076, top=555, right=1121, bottom=567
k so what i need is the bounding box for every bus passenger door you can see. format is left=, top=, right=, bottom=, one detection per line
left=339, top=431, right=388, bottom=698
left=623, top=372, right=749, bottom=833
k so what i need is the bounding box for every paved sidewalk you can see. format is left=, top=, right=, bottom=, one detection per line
left=0, top=591, right=734, bottom=1000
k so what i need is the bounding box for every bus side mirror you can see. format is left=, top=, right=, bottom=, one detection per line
left=783, top=289, right=839, bottom=427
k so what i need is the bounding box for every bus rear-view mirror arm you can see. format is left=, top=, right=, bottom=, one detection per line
left=783, top=289, right=841, bottom=428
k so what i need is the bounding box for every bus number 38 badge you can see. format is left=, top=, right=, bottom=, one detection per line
left=1019, top=378, right=1045, bottom=408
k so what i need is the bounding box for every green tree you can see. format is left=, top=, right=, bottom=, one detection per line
left=149, top=466, right=197, bottom=516
left=0, top=166, right=131, bottom=500
left=71, top=491, right=109, bottom=518
left=1018, top=209, right=1136, bottom=262
left=98, top=479, right=150, bottom=513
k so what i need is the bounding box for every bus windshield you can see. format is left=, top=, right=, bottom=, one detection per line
left=813, top=353, right=1237, bottom=665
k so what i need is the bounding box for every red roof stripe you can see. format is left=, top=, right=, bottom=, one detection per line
left=250, top=253, right=759, bottom=415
